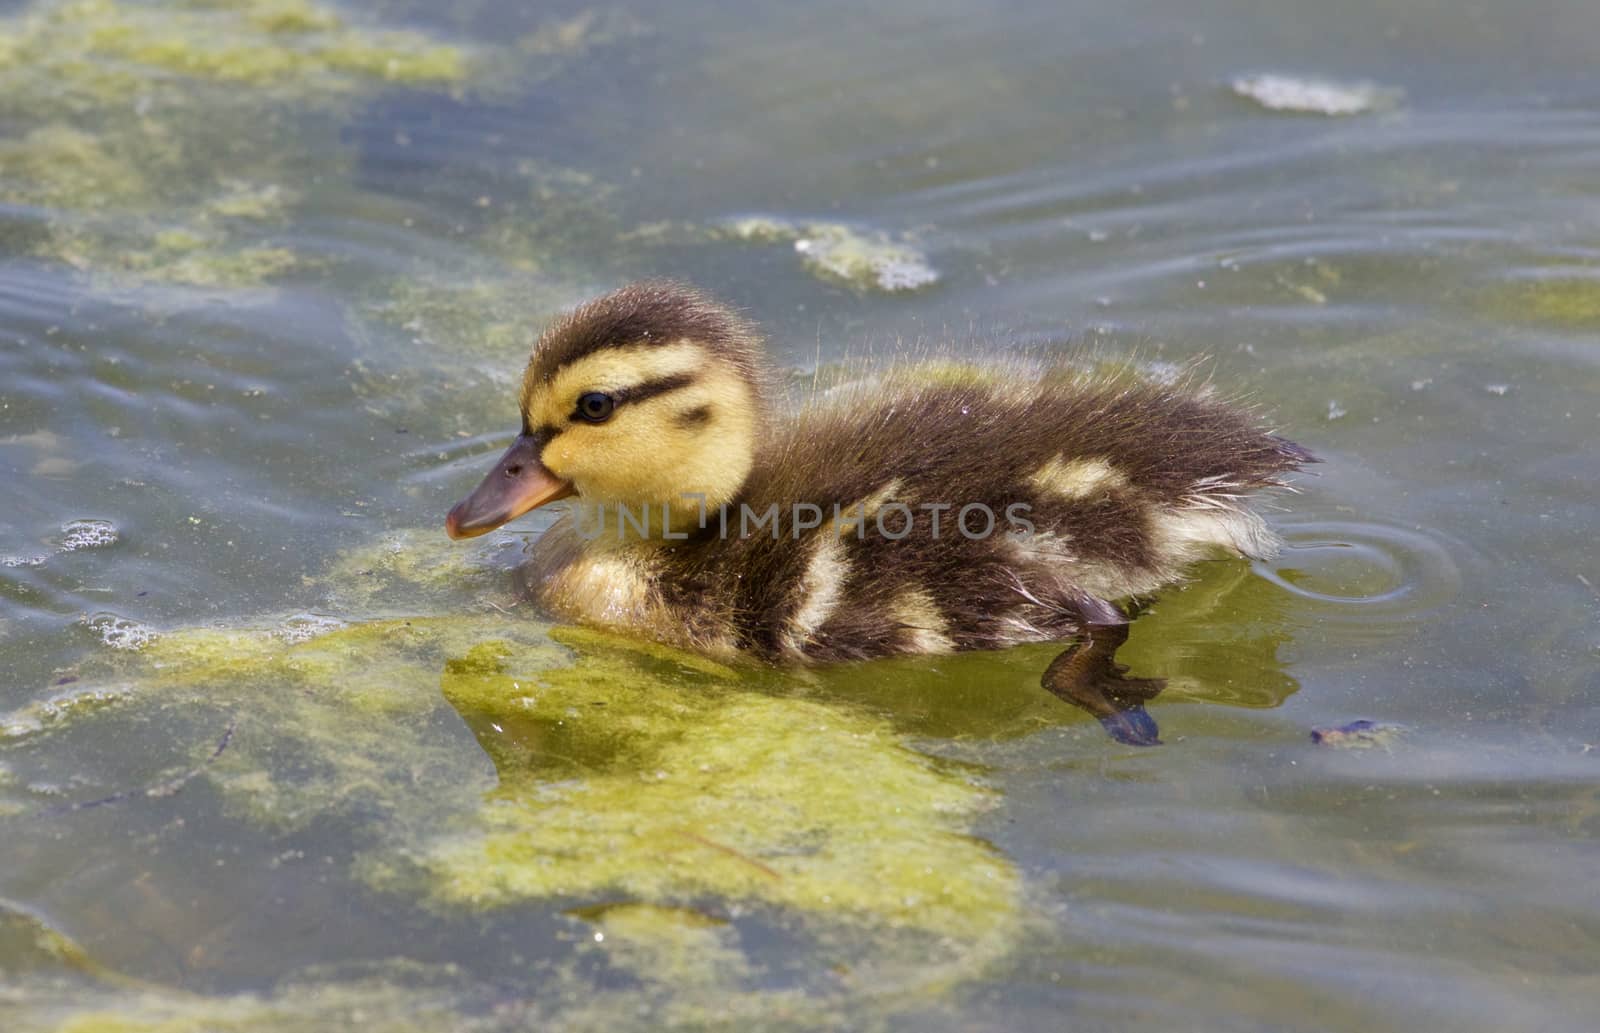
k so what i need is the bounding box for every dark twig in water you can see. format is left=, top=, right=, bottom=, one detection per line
left=675, top=830, right=783, bottom=881
left=32, top=719, right=237, bottom=819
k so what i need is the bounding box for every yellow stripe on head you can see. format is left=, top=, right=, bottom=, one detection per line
left=524, top=341, right=710, bottom=428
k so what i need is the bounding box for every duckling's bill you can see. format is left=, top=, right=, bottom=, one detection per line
left=445, top=432, right=575, bottom=539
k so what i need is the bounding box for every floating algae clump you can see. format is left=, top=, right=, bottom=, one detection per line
left=714, top=215, right=939, bottom=292
left=569, top=903, right=750, bottom=989
left=319, top=527, right=533, bottom=611
left=129, top=614, right=554, bottom=831
left=417, top=639, right=1019, bottom=946
left=0, top=680, right=136, bottom=740
left=126, top=228, right=299, bottom=288
left=5, top=0, right=466, bottom=96
left=0, top=898, right=144, bottom=986
left=793, top=224, right=940, bottom=292
left=0, top=127, right=153, bottom=210
left=0, top=0, right=471, bottom=287
left=25, top=528, right=1022, bottom=944
left=1512, top=275, right=1600, bottom=327
left=4, top=530, right=549, bottom=831
left=3, top=965, right=473, bottom=1033
left=430, top=699, right=1015, bottom=934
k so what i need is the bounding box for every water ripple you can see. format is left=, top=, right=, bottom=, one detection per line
left=1257, top=519, right=1464, bottom=628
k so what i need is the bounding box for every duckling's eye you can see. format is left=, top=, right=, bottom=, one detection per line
left=575, top=392, right=615, bottom=423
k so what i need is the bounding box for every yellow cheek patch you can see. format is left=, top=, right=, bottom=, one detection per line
left=532, top=359, right=758, bottom=514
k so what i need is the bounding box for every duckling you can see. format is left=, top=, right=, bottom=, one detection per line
left=446, top=281, right=1313, bottom=745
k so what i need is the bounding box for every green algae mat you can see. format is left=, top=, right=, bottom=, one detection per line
left=2, top=530, right=1026, bottom=1031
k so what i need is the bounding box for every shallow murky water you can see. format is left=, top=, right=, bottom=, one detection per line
left=3, top=0, right=1598, bottom=1030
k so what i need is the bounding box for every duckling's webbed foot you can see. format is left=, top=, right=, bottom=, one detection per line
left=1041, top=623, right=1166, bottom=747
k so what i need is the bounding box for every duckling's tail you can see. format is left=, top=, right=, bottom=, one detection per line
left=1269, top=435, right=1319, bottom=470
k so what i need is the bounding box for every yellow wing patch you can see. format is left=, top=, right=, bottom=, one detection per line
left=888, top=588, right=954, bottom=654
left=1028, top=456, right=1128, bottom=500
left=781, top=536, right=849, bottom=657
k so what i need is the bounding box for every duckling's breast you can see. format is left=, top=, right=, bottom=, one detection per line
left=520, top=515, right=741, bottom=657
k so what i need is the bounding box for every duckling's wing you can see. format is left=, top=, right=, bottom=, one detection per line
left=711, top=366, right=1311, bottom=660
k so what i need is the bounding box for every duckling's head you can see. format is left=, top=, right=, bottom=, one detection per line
left=446, top=281, right=766, bottom=539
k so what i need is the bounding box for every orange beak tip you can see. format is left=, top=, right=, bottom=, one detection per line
left=443, top=505, right=472, bottom=540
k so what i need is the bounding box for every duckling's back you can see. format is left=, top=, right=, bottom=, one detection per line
left=663, top=365, right=1313, bottom=663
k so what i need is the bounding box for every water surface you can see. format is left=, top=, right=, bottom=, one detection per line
left=2, top=0, right=1598, bottom=1030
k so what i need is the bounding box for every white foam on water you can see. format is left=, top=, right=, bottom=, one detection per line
left=274, top=613, right=349, bottom=644
left=1231, top=73, right=1398, bottom=116
left=82, top=612, right=158, bottom=651
left=58, top=518, right=120, bottom=551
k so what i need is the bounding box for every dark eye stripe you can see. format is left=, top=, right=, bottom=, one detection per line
left=565, top=372, right=699, bottom=423
left=551, top=373, right=701, bottom=426
left=615, top=372, right=697, bottom=406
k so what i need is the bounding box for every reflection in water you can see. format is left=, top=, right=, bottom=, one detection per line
left=781, top=554, right=1307, bottom=740
left=1011, top=517, right=1460, bottom=744
left=1041, top=623, right=1166, bottom=746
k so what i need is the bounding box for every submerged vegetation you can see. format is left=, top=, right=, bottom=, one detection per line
left=1506, top=274, right=1600, bottom=327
